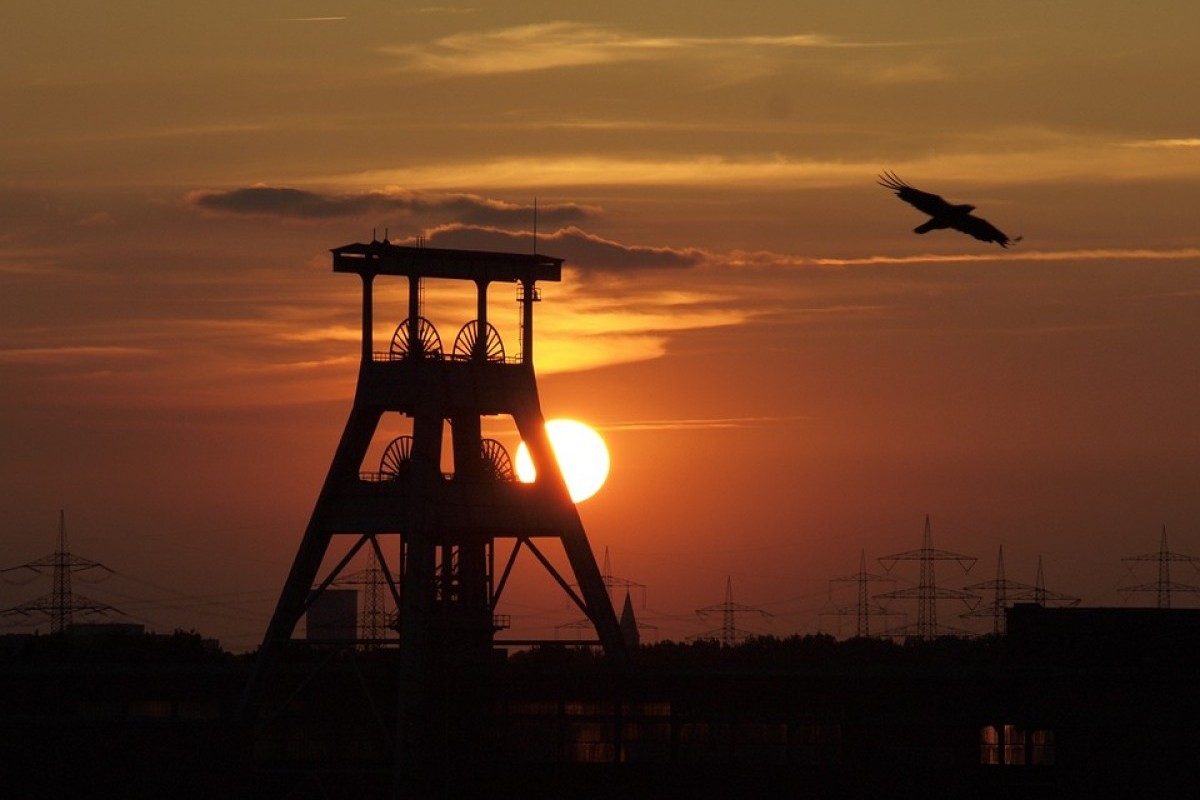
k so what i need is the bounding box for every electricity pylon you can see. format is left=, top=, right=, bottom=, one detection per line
left=1120, top=525, right=1200, bottom=608
left=2, top=511, right=116, bottom=633
left=1025, top=555, right=1079, bottom=608
left=823, top=550, right=898, bottom=638
left=691, top=576, right=770, bottom=646
left=962, top=546, right=1033, bottom=635
left=877, top=515, right=978, bottom=640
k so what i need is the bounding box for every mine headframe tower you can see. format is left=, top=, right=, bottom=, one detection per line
left=259, top=239, right=626, bottom=666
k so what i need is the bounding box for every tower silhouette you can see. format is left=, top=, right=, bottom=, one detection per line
left=557, top=548, right=649, bottom=642
left=1029, top=555, right=1079, bottom=608
left=250, top=239, right=626, bottom=778
left=877, top=515, right=978, bottom=640
left=1120, top=525, right=1200, bottom=608
left=1, top=511, right=116, bottom=633
left=962, top=547, right=1029, bottom=636
left=964, top=549, right=1080, bottom=635
left=692, top=576, right=770, bottom=646
left=824, top=549, right=897, bottom=638
left=258, top=239, right=624, bottom=660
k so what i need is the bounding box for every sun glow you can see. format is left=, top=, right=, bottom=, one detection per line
left=515, top=418, right=610, bottom=503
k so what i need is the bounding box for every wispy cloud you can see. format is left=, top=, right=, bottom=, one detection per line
left=421, top=224, right=706, bottom=273
left=0, top=346, right=155, bottom=364
left=336, top=134, right=1200, bottom=192
left=383, top=22, right=888, bottom=76
left=807, top=248, right=1200, bottom=267
left=342, top=155, right=865, bottom=191
left=1124, top=138, right=1200, bottom=149
left=401, top=6, right=476, bottom=14
left=187, top=186, right=595, bottom=226
left=602, top=415, right=811, bottom=432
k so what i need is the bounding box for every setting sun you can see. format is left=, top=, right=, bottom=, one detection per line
left=515, top=418, right=610, bottom=503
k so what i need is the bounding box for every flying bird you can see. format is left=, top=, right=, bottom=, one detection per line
left=878, top=171, right=1022, bottom=248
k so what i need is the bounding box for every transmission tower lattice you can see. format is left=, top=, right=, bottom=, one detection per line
left=691, top=576, right=770, bottom=646
left=823, top=550, right=898, bottom=638
left=962, top=547, right=1033, bottom=636
left=877, top=515, right=978, bottom=640
left=1028, top=556, right=1080, bottom=608
left=331, top=535, right=397, bottom=647
left=1120, top=525, right=1200, bottom=608
left=1, top=511, right=117, bottom=633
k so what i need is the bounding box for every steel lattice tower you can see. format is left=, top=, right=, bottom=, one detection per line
left=248, top=241, right=625, bottom=776
left=1028, top=555, right=1079, bottom=608
left=1, top=511, right=116, bottom=633
left=1120, top=525, right=1200, bottom=608
left=877, top=515, right=978, bottom=640
left=824, top=550, right=897, bottom=638
left=328, top=536, right=393, bottom=647
left=692, top=576, right=770, bottom=646
left=964, top=549, right=1080, bottom=635
left=962, top=547, right=1031, bottom=636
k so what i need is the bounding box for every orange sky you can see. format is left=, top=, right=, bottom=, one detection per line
left=3, top=3, right=1200, bottom=649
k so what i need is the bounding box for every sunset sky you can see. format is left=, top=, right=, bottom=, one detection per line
left=4, top=2, right=1200, bottom=650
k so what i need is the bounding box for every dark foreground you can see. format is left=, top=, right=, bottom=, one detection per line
left=3, top=606, right=1198, bottom=799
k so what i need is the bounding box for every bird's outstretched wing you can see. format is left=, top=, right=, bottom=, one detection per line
left=957, top=215, right=1022, bottom=248
left=877, top=170, right=956, bottom=217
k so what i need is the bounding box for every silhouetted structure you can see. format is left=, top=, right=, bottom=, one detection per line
left=1029, top=555, right=1080, bottom=608
left=1, top=511, right=117, bottom=632
left=330, top=543, right=394, bottom=647
left=248, top=239, right=624, bottom=781
left=558, top=547, right=651, bottom=641
left=1120, top=524, right=1200, bottom=608
left=963, top=546, right=1030, bottom=636
left=965, top=550, right=1080, bottom=635
left=878, top=515, right=978, bottom=640
left=691, top=576, right=770, bottom=645
left=618, top=591, right=640, bottom=648
left=824, top=549, right=898, bottom=637
left=305, top=588, right=357, bottom=642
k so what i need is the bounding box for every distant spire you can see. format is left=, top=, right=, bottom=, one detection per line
left=619, top=591, right=640, bottom=649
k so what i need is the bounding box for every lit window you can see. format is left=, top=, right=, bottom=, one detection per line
left=980, top=725, right=1001, bottom=765
left=1031, top=729, right=1055, bottom=765
left=1003, top=724, right=1026, bottom=765
left=981, top=724, right=1055, bottom=766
